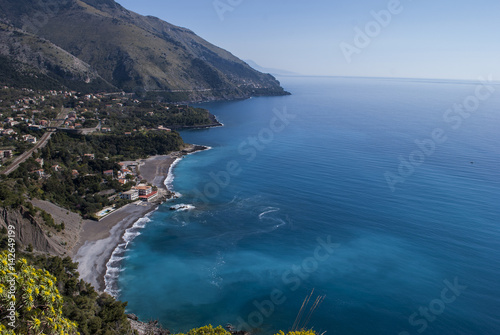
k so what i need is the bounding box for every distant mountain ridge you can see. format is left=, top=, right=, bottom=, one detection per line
left=245, top=60, right=299, bottom=76
left=0, top=0, right=289, bottom=101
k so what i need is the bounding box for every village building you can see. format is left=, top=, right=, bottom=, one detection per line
left=157, top=125, right=171, bottom=132
left=1, top=129, right=16, bottom=135
left=139, top=191, right=158, bottom=202
left=28, top=124, right=44, bottom=131
left=22, top=134, right=37, bottom=144
left=103, top=169, right=114, bottom=177
left=133, top=185, right=153, bottom=196
left=33, top=169, right=45, bottom=178
left=120, top=189, right=139, bottom=201
left=0, top=150, right=13, bottom=158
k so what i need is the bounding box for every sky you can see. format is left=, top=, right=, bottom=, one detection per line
left=116, top=0, right=500, bottom=80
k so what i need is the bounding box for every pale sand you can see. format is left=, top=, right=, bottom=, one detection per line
left=72, top=145, right=207, bottom=292
left=138, top=154, right=178, bottom=189
left=72, top=202, right=156, bottom=291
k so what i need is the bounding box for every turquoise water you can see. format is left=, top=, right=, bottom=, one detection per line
left=111, top=77, right=500, bottom=334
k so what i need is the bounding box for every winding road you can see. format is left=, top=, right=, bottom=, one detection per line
left=1, top=108, right=69, bottom=175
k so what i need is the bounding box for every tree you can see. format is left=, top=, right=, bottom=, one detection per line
left=0, top=251, right=79, bottom=335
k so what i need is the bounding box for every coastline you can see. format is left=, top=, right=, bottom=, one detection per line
left=72, top=144, right=209, bottom=293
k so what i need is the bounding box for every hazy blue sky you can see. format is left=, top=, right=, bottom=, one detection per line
left=117, top=0, right=500, bottom=80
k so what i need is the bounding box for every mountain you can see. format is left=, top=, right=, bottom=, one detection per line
left=245, top=60, right=299, bottom=76
left=0, top=22, right=115, bottom=92
left=0, top=0, right=289, bottom=101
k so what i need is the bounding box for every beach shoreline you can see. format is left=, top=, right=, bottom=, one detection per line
left=72, top=144, right=209, bottom=293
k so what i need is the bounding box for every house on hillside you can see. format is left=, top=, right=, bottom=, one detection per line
left=22, top=134, right=37, bottom=144
left=158, top=125, right=171, bottom=132
left=32, top=169, right=45, bottom=178
left=28, top=124, right=44, bottom=131
left=0, top=150, right=13, bottom=159
left=2, top=129, right=16, bottom=136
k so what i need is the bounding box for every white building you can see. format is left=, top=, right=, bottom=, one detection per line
left=121, top=190, right=139, bottom=201
left=133, top=185, right=153, bottom=196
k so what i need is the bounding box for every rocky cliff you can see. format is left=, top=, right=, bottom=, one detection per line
left=0, top=201, right=82, bottom=256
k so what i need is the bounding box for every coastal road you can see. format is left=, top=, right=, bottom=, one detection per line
left=1, top=107, right=69, bottom=175
left=2, top=131, right=54, bottom=175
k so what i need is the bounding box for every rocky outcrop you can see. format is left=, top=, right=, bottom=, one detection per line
left=128, top=315, right=170, bottom=335
left=0, top=205, right=75, bottom=255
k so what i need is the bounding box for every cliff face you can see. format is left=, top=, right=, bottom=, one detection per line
left=0, top=0, right=289, bottom=101
left=0, top=202, right=81, bottom=256
left=0, top=206, right=63, bottom=254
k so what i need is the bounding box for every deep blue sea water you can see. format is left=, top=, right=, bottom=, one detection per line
left=110, top=77, right=500, bottom=335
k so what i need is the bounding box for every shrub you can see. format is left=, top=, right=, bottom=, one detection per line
left=0, top=251, right=79, bottom=334
left=178, top=325, right=231, bottom=335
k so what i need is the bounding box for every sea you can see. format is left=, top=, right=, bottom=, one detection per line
left=105, top=76, right=500, bottom=335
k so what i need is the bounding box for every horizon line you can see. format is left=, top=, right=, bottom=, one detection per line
left=272, top=74, right=499, bottom=84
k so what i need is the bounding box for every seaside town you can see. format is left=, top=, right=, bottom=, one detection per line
left=0, top=85, right=212, bottom=220
left=0, top=85, right=173, bottom=143
left=0, top=84, right=211, bottom=335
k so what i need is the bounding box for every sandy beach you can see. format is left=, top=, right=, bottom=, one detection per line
left=72, top=145, right=207, bottom=292
left=138, top=155, right=179, bottom=189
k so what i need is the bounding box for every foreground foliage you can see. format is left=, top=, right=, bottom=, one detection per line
left=175, top=325, right=319, bottom=335
left=275, top=331, right=319, bottom=335
left=0, top=251, right=79, bottom=335
left=177, top=325, right=231, bottom=335
left=0, top=232, right=134, bottom=335
left=0, top=237, right=320, bottom=335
